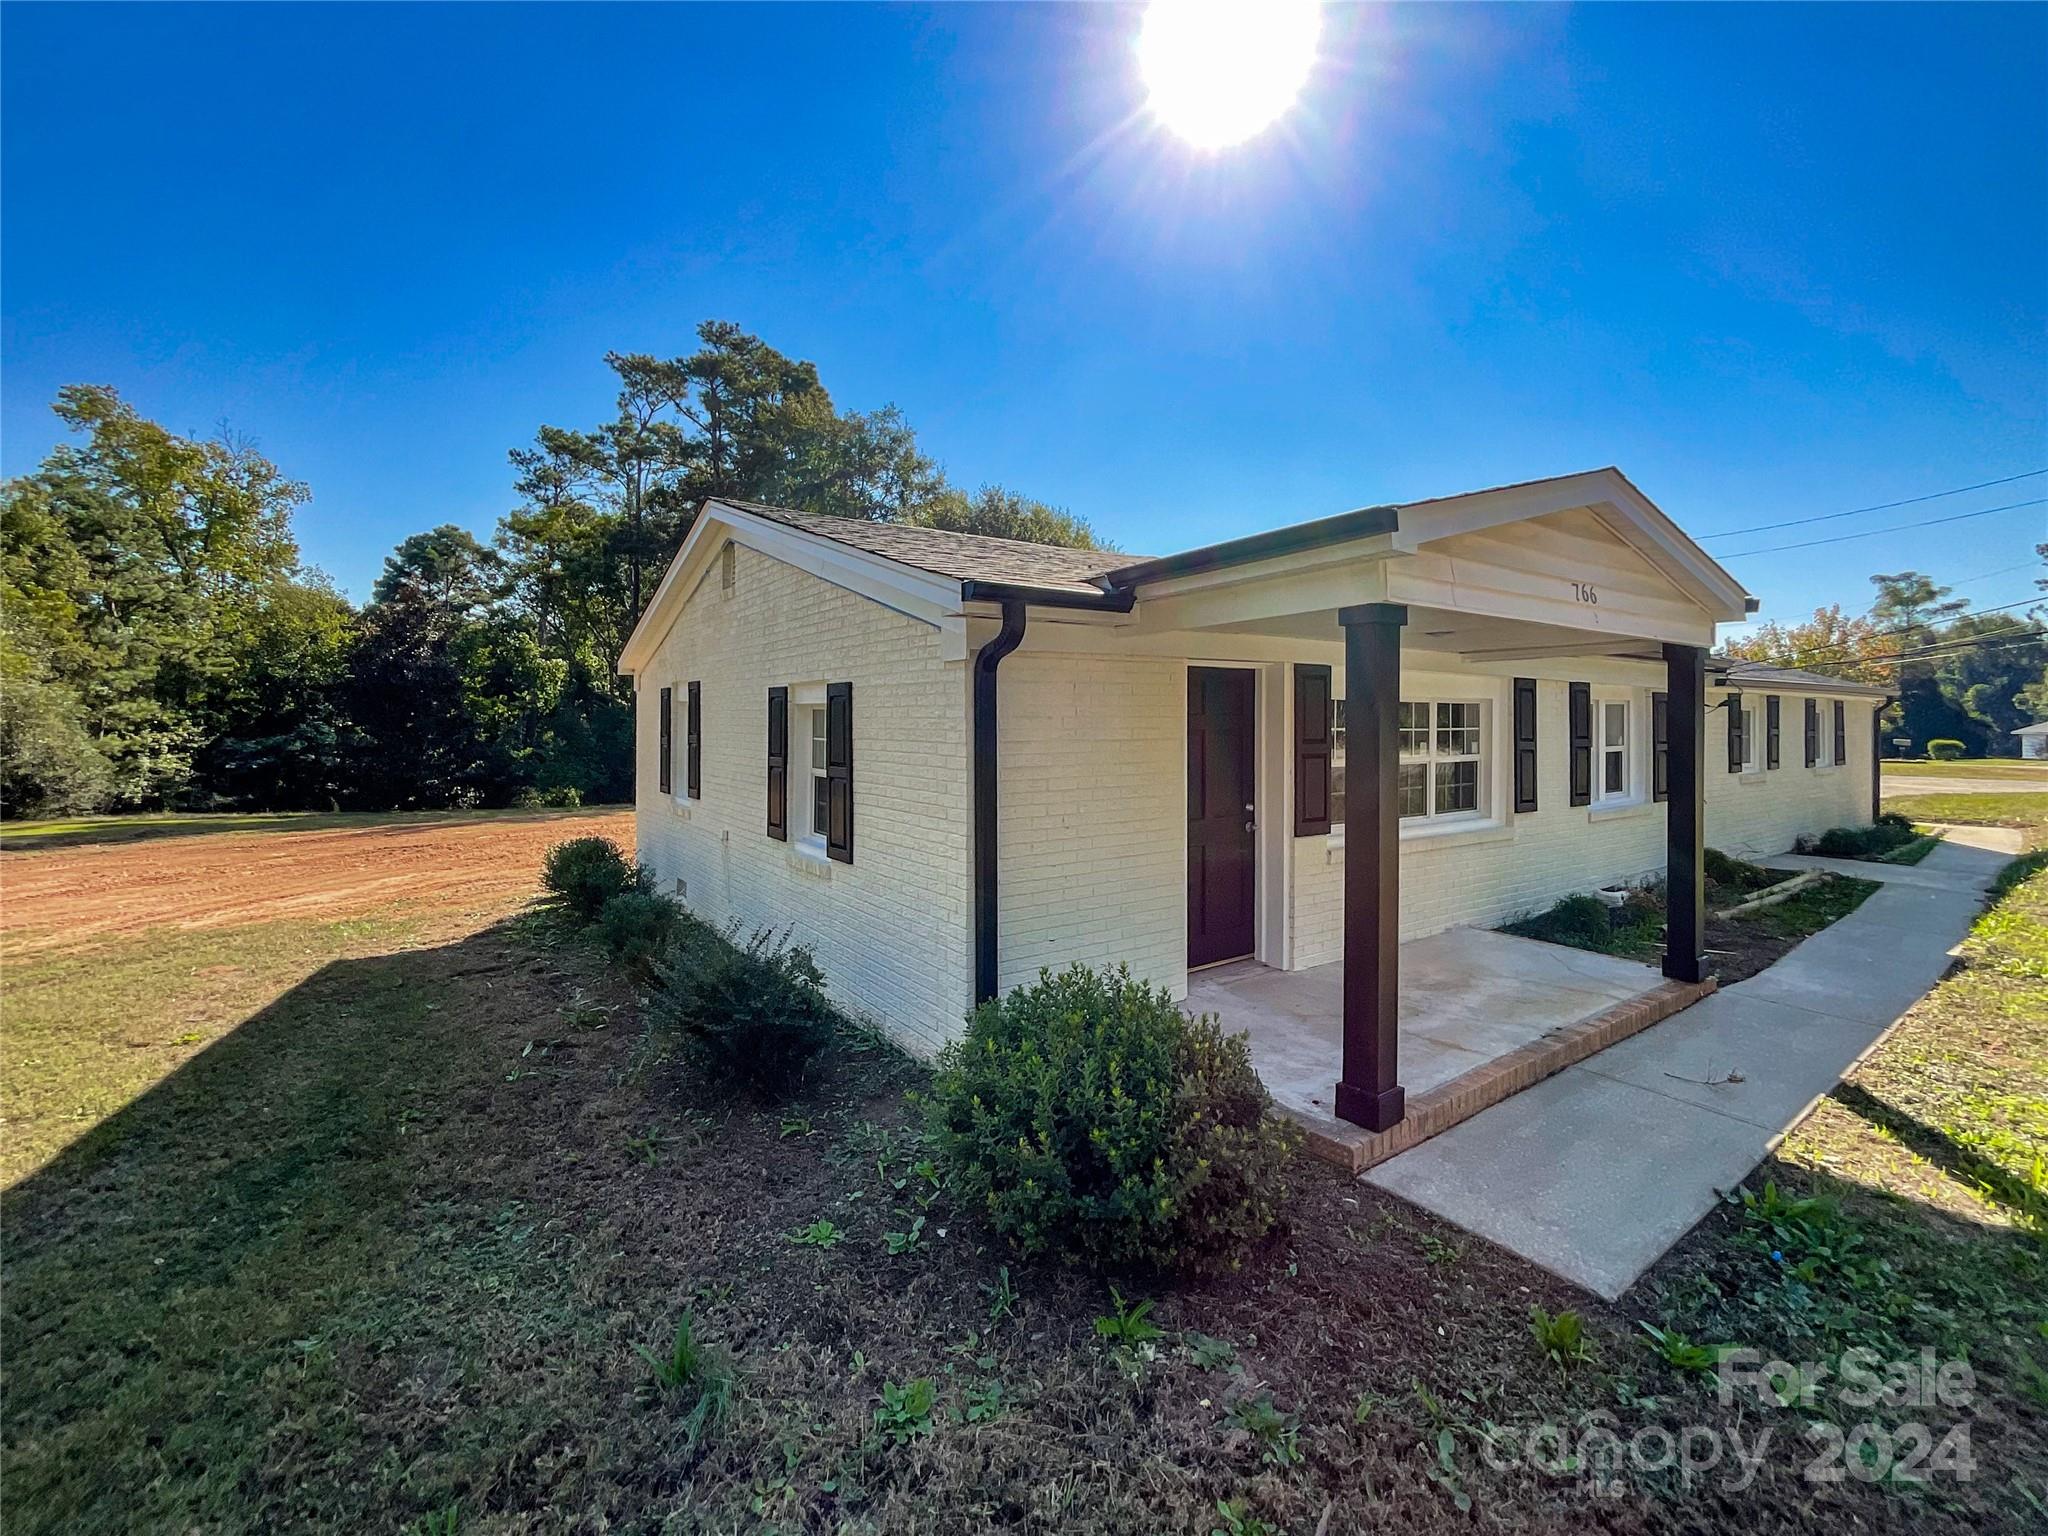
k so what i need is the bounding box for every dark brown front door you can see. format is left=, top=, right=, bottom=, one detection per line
left=1188, top=667, right=1257, bottom=968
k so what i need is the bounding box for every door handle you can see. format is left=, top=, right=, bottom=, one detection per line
left=1244, top=819, right=1257, bottom=833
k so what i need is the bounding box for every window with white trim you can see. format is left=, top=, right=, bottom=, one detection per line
left=1815, top=700, right=1833, bottom=770
left=1596, top=697, right=1632, bottom=804
left=806, top=705, right=830, bottom=841
left=1331, top=696, right=1490, bottom=827
left=1741, top=701, right=1761, bottom=773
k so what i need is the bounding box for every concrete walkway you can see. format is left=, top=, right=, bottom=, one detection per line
left=1365, top=827, right=2018, bottom=1300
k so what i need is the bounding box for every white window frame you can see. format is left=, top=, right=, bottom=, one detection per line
left=1740, top=700, right=1761, bottom=775
left=1593, top=691, right=1637, bottom=807
left=1326, top=676, right=1505, bottom=842
left=790, top=683, right=830, bottom=856
left=1327, top=696, right=1490, bottom=831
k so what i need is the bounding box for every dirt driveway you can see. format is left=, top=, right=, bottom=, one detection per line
left=1, top=809, right=634, bottom=959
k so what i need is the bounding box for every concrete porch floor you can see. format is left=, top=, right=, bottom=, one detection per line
left=1186, top=929, right=1671, bottom=1133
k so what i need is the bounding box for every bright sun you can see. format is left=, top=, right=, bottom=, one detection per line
left=1138, top=0, right=1322, bottom=150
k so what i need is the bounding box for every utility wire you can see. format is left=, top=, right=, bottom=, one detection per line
left=1698, top=469, right=2047, bottom=541
left=1716, top=497, right=2047, bottom=558
left=1739, top=629, right=2046, bottom=676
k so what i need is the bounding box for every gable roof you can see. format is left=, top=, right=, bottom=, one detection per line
left=621, top=470, right=1762, bottom=673
left=713, top=498, right=1132, bottom=597
left=2014, top=722, right=2048, bottom=736
left=1718, top=659, right=1890, bottom=699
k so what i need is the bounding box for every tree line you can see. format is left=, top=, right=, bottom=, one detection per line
left=0, top=322, right=1104, bottom=818
left=1723, top=561, right=2048, bottom=754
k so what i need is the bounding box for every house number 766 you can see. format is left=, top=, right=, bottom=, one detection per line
left=1571, top=581, right=1599, bottom=605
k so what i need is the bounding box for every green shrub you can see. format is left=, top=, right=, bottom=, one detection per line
left=599, top=890, right=683, bottom=975
left=542, top=784, right=584, bottom=808
left=923, top=964, right=1297, bottom=1275
left=1508, top=893, right=1616, bottom=950
left=1926, top=739, right=1966, bottom=761
left=542, top=836, right=645, bottom=922
left=1806, top=818, right=1919, bottom=859
left=509, top=785, right=545, bottom=809
left=648, top=921, right=835, bottom=1096
left=1702, top=847, right=1778, bottom=899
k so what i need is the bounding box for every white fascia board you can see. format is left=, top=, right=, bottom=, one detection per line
left=618, top=501, right=961, bottom=674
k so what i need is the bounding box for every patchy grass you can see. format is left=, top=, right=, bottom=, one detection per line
left=1876, top=831, right=1944, bottom=864
left=4, top=821, right=2042, bottom=1532
left=1642, top=836, right=2048, bottom=1512
left=1504, top=866, right=1879, bottom=985
left=1887, top=792, right=2048, bottom=830
left=0, top=804, right=625, bottom=853
left=1883, top=758, right=2048, bottom=782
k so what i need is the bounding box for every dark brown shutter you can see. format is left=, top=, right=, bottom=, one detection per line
left=1513, top=677, right=1539, bottom=813
left=1568, top=681, right=1592, bottom=807
left=1832, top=700, right=1847, bottom=765
left=658, top=686, right=673, bottom=795
left=766, top=687, right=787, bottom=840
left=1293, top=664, right=1333, bottom=834
left=686, top=680, right=702, bottom=799
left=825, top=681, right=854, bottom=863
left=1652, top=691, right=1670, bottom=802
left=1804, top=698, right=1819, bottom=767
left=1727, top=694, right=1745, bottom=773
left=1766, top=695, right=1781, bottom=769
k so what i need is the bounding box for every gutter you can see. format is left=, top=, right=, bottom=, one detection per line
left=972, top=599, right=1028, bottom=1005
left=961, top=578, right=1133, bottom=613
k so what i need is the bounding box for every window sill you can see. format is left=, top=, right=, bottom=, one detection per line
left=1324, top=818, right=1513, bottom=857
left=1738, top=770, right=1766, bottom=785
left=666, top=797, right=694, bottom=820
left=787, top=839, right=834, bottom=877
left=1588, top=799, right=1653, bottom=823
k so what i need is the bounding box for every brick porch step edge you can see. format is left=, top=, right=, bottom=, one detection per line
left=1284, top=976, right=1720, bottom=1174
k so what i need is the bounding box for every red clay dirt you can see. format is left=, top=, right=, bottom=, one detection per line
left=0, top=810, right=635, bottom=958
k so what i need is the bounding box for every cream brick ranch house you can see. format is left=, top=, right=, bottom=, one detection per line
left=618, top=468, right=1884, bottom=1137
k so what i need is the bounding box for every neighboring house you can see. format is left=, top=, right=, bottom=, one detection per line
left=618, top=468, right=1885, bottom=1133
left=2015, top=722, right=2048, bottom=760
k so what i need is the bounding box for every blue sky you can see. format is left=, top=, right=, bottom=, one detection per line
left=4, top=2, right=2044, bottom=632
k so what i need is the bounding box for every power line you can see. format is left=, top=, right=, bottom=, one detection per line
left=1741, top=628, right=2046, bottom=676
left=1698, top=469, right=2047, bottom=541
left=1716, top=497, right=2047, bottom=558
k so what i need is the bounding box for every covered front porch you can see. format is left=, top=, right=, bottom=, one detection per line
left=1106, top=469, right=1757, bottom=1143
left=1188, top=930, right=1716, bottom=1170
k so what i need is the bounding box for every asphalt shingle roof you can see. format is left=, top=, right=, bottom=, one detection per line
left=1718, top=659, right=1889, bottom=698
left=713, top=498, right=1132, bottom=596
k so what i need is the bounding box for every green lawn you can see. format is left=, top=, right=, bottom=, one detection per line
left=1886, top=792, right=2048, bottom=829
left=1883, top=758, right=2048, bottom=781
left=4, top=825, right=2044, bottom=1532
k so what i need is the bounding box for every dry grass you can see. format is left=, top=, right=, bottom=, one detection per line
left=3, top=812, right=2044, bottom=1532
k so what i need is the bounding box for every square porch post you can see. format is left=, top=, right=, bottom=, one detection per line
left=1662, top=642, right=1709, bottom=984
left=1335, top=602, right=1406, bottom=1131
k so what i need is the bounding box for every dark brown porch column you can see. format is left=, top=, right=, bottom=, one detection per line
left=1662, top=642, right=1709, bottom=984
left=1335, top=602, right=1406, bottom=1131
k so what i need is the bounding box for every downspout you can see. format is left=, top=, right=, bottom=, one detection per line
left=972, top=600, right=1028, bottom=1006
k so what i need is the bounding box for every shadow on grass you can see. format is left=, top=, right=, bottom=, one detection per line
left=0, top=917, right=610, bottom=1533
left=1827, top=1079, right=2046, bottom=1230
left=0, top=805, right=629, bottom=853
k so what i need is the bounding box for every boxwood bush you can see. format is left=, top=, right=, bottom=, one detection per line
left=598, top=889, right=684, bottom=977
left=542, top=836, right=646, bottom=921
left=647, top=920, right=835, bottom=1097
left=1926, top=739, right=1965, bottom=761
left=923, top=964, right=1296, bottom=1275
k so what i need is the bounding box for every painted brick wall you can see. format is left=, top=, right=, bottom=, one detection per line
left=995, top=650, right=1187, bottom=1000
left=633, top=543, right=973, bottom=1056
left=1289, top=679, right=1877, bottom=969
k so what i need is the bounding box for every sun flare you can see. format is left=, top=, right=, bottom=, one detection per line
left=1137, top=0, right=1322, bottom=150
